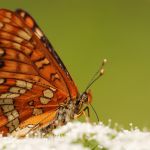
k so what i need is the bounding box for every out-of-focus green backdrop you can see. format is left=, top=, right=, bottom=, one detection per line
left=1, top=0, right=150, bottom=129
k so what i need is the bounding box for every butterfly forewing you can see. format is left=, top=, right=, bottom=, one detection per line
left=15, top=9, right=78, bottom=99
left=0, top=9, right=78, bottom=135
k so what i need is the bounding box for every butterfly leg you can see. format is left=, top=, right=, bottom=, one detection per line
left=74, top=106, right=90, bottom=122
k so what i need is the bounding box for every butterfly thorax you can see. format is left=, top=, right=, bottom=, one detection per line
left=55, top=92, right=89, bottom=123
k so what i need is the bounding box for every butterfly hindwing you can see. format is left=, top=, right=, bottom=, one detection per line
left=0, top=77, right=67, bottom=134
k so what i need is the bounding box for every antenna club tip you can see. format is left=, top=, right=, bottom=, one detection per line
left=103, top=58, right=107, bottom=64
left=100, top=68, right=104, bottom=75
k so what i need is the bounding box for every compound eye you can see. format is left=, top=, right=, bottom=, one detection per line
left=81, top=92, right=88, bottom=102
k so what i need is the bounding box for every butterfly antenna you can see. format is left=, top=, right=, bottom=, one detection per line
left=84, top=58, right=107, bottom=92
left=84, top=59, right=107, bottom=123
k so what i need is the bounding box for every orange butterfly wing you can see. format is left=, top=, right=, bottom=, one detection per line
left=0, top=9, right=78, bottom=135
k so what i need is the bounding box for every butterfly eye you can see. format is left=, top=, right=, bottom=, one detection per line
left=81, top=92, right=88, bottom=102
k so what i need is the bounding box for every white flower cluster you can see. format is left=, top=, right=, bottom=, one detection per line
left=0, top=121, right=150, bottom=150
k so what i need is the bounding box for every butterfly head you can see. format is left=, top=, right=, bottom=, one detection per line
left=80, top=90, right=92, bottom=104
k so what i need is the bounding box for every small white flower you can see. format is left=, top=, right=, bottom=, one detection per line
left=1, top=121, right=150, bottom=150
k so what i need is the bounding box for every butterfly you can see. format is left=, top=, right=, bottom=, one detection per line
left=0, top=8, right=106, bottom=136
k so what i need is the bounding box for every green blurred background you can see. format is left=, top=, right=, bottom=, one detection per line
left=1, top=0, right=150, bottom=129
